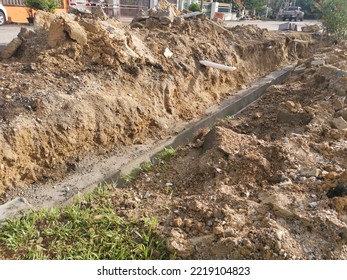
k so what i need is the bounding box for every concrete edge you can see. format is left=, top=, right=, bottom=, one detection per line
left=0, top=66, right=292, bottom=214
left=62, top=65, right=293, bottom=206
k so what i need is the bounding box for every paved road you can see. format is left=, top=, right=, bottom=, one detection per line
left=0, top=19, right=322, bottom=51
left=224, top=19, right=322, bottom=31
left=0, top=24, right=32, bottom=51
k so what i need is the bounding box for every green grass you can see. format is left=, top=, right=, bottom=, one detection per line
left=0, top=185, right=170, bottom=260
left=157, top=147, right=176, bottom=160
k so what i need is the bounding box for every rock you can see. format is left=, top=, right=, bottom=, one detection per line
left=48, top=18, right=67, bottom=48
left=341, top=108, right=347, bottom=120
left=91, top=5, right=108, bottom=20
left=311, top=60, right=325, bottom=66
left=68, top=6, right=91, bottom=15
left=164, top=47, right=173, bottom=58
left=173, top=217, right=183, bottom=227
left=213, top=225, right=224, bottom=236
left=18, top=27, right=36, bottom=40
left=160, top=16, right=172, bottom=25
left=332, top=117, right=347, bottom=130
left=301, top=24, right=320, bottom=33
left=278, top=22, right=297, bottom=31
left=0, top=197, right=33, bottom=223
left=277, top=103, right=312, bottom=125
left=0, top=37, right=22, bottom=59
left=327, top=185, right=347, bottom=198
left=34, top=10, right=57, bottom=31
left=173, top=16, right=184, bottom=26
left=130, top=22, right=145, bottom=29
left=300, top=167, right=320, bottom=177
left=331, top=98, right=344, bottom=111
left=167, top=237, right=194, bottom=258
left=64, top=19, right=88, bottom=45
left=210, top=20, right=228, bottom=34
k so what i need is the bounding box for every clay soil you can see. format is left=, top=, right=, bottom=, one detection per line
left=1, top=6, right=347, bottom=259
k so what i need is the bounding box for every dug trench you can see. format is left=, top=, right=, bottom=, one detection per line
left=1, top=5, right=347, bottom=259
left=1, top=9, right=315, bottom=200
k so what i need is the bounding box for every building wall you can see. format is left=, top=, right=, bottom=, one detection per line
left=4, top=0, right=68, bottom=23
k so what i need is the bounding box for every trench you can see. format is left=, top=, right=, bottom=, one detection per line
left=0, top=65, right=294, bottom=222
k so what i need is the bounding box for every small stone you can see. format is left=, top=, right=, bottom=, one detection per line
left=130, top=22, right=144, bottom=29
left=159, top=16, right=172, bottom=25
left=311, top=60, right=325, bottom=66
left=331, top=98, right=344, bottom=111
left=332, top=117, right=347, bottom=130
left=93, top=215, right=104, bottom=220
left=213, top=225, right=224, bottom=236
left=300, top=167, right=320, bottom=177
left=224, top=228, right=235, bottom=237
left=184, top=218, right=193, bottom=228
left=308, top=202, right=318, bottom=208
left=164, top=47, right=173, bottom=58
left=341, top=108, right=347, bottom=121
left=275, top=230, right=285, bottom=241
left=173, top=217, right=183, bottom=227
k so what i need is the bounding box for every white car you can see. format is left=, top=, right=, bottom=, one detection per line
left=0, top=2, right=8, bottom=25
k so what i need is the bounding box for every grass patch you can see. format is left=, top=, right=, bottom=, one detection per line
left=157, top=147, right=176, bottom=160
left=0, top=185, right=170, bottom=260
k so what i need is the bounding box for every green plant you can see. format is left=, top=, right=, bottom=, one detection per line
left=24, top=0, right=58, bottom=14
left=188, top=2, right=201, bottom=12
left=157, top=147, right=176, bottom=160
left=321, top=0, right=347, bottom=40
left=0, top=185, right=170, bottom=260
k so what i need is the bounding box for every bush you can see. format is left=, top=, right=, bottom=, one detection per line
left=188, top=2, right=201, bottom=12
left=24, top=0, right=58, bottom=13
left=321, top=0, right=347, bottom=40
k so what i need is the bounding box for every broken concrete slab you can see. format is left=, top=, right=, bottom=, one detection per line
left=180, top=11, right=203, bottom=19
left=278, top=22, right=297, bottom=31
left=0, top=37, right=22, bottom=59
left=311, top=60, right=325, bottom=66
left=332, top=116, right=347, bottom=130
left=64, top=19, right=88, bottom=45
left=0, top=197, right=33, bottom=224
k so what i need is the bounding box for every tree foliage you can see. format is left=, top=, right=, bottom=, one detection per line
left=24, top=0, right=57, bottom=13
left=321, top=0, right=347, bottom=40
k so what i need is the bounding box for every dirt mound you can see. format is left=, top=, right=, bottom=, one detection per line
left=109, top=44, right=347, bottom=259
left=0, top=8, right=316, bottom=196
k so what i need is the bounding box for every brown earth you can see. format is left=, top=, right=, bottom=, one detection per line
left=1, top=2, right=347, bottom=259
left=0, top=8, right=314, bottom=195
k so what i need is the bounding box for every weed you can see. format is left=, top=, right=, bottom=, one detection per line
left=0, top=185, right=171, bottom=260
left=224, top=115, right=234, bottom=120
left=157, top=147, right=176, bottom=160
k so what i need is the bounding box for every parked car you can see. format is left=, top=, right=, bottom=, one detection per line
left=0, top=2, right=8, bottom=26
left=281, top=6, right=304, bottom=22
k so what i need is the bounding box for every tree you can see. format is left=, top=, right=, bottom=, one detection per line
left=243, top=0, right=267, bottom=16
left=296, top=0, right=322, bottom=19
left=321, top=0, right=347, bottom=40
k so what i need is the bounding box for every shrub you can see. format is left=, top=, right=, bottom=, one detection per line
left=188, top=2, right=201, bottom=12
left=24, top=0, right=58, bottom=13
left=321, top=0, right=347, bottom=40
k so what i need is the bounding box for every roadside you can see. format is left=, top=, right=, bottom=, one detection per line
left=224, top=19, right=322, bottom=31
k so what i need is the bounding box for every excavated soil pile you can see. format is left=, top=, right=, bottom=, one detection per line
left=110, top=43, right=347, bottom=259
left=0, top=4, right=316, bottom=196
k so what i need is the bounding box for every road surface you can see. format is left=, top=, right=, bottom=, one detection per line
left=224, top=19, right=322, bottom=31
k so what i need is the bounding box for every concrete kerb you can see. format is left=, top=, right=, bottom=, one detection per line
left=103, top=65, right=294, bottom=188
left=0, top=65, right=294, bottom=216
